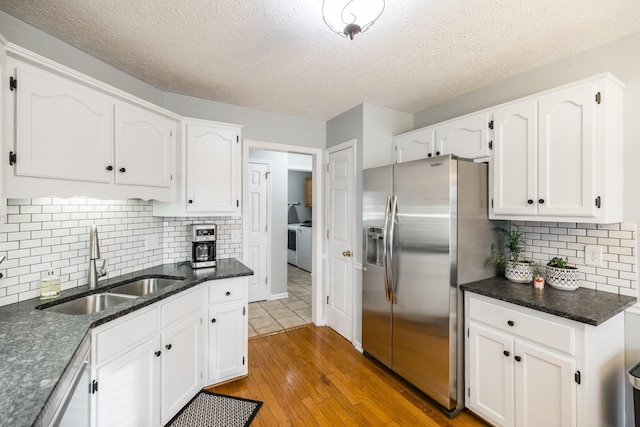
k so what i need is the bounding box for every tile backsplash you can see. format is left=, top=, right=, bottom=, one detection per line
left=0, top=198, right=242, bottom=307
left=513, top=221, right=637, bottom=296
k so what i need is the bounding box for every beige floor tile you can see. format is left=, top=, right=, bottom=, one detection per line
left=269, top=307, right=297, bottom=320
left=284, top=300, right=308, bottom=310
left=278, top=315, right=308, bottom=329
left=255, top=323, right=283, bottom=335
left=248, top=306, right=268, bottom=319
left=250, top=315, right=280, bottom=329
left=295, top=307, right=312, bottom=320
left=248, top=325, right=258, bottom=338
left=259, top=300, right=286, bottom=310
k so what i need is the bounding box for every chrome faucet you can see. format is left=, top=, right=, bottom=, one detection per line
left=88, top=225, right=107, bottom=289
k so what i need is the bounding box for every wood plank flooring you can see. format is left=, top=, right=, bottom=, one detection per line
left=205, top=324, right=489, bottom=426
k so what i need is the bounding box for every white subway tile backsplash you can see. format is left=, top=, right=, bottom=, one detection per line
left=0, top=198, right=243, bottom=307
left=512, top=221, right=638, bottom=297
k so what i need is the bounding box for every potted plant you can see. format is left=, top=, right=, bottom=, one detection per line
left=488, top=226, right=534, bottom=283
left=546, top=257, right=579, bottom=291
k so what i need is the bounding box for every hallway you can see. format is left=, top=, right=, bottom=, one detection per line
left=248, top=265, right=312, bottom=337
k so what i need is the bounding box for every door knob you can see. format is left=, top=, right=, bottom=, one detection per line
left=342, top=250, right=351, bottom=257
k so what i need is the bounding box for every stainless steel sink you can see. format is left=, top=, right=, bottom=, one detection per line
left=107, top=278, right=183, bottom=297
left=42, top=293, right=137, bottom=315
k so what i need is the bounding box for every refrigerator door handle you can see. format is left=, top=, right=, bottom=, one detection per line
left=388, top=195, right=398, bottom=304
left=382, top=196, right=392, bottom=302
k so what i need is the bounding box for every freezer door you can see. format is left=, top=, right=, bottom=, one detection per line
left=362, top=165, right=393, bottom=368
left=391, top=156, right=457, bottom=409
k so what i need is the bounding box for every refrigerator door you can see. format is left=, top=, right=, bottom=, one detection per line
left=392, top=156, right=457, bottom=409
left=362, top=165, right=393, bottom=368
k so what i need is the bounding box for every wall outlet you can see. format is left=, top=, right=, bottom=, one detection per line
left=145, top=235, right=160, bottom=251
left=585, top=245, right=603, bottom=267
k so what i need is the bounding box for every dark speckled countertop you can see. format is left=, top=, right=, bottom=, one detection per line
left=0, top=258, right=253, bottom=427
left=461, top=276, right=636, bottom=326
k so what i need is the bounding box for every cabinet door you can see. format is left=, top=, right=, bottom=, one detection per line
left=468, top=323, right=515, bottom=427
left=537, top=83, right=597, bottom=218
left=114, top=102, right=175, bottom=188
left=94, top=337, right=161, bottom=427
left=161, top=313, right=202, bottom=424
left=393, top=128, right=435, bottom=163
left=435, top=113, right=491, bottom=159
left=14, top=67, right=113, bottom=183
left=186, top=123, right=240, bottom=214
left=207, top=303, right=247, bottom=384
left=514, top=341, right=576, bottom=427
left=491, top=99, right=537, bottom=216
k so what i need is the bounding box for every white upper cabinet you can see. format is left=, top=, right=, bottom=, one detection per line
left=393, top=127, right=435, bottom=163
left=490, top=74, right=623, bottom=223
left=114, top=102, right=175, bottom=188
left=14, top=66, right=114, bottom=183
left=5, top=46, right=179, bottom=201
left=153, top=119, right=242, bottom=217
left=435, top=112, right=492, bottom=160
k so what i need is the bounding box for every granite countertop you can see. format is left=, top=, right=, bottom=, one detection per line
left=0, top=258, right=253, bottom=427
left=461, top=276, right=636, bottom=326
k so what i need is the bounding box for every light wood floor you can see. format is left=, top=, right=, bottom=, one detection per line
left=205, top=324, right=489, bottom=426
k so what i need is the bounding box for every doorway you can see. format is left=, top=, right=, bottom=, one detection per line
left=242, top=140, right=324, bottom=334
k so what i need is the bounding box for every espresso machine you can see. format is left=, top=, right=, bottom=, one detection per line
left=190, top=224, right=217, bottom=268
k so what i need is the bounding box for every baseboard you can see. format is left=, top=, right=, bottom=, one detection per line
left=268, top=292, right=289, bottom=300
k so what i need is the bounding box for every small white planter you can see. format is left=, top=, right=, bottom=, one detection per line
left=546, top=265, right=579, bottom=291
left=505, top=261, right=533, bottom=283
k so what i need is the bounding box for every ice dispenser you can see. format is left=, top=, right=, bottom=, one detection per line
left=366, top=227, right=384, bottom=266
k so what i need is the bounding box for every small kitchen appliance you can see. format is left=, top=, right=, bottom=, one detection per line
left=190, top=224, right=217, bottom=268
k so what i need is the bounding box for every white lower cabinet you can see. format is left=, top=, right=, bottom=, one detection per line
left=92, top=287, right=203, bottom=427
left=465, top=293, right=625, bottom=427
left=206, top=278, right=248, bottom=384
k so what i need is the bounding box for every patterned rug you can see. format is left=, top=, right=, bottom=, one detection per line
left=165, top=391, right=262, bottom=427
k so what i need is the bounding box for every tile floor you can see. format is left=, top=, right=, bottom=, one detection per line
left=248, top=264, right=312, bottom=337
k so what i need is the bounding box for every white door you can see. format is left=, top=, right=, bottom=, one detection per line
left=326, top=143, right=355, bottom=341
left=94, top=337, right=161, bottom=427
left=160, top=314, right=202, bottom=424
left=247, top=162, right=269, bottom=302
left=468, top=322, right=515, bottom=427
left=515, top=341, right=576, bottom=427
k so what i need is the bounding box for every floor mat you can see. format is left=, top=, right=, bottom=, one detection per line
left=165, top=390, right=262, bottom=427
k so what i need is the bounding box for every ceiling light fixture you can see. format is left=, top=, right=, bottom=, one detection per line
left=322, top=0, right=385, bottom=40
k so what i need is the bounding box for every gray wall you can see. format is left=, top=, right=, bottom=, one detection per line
left=414, top=31, right=640, bottom=426
left=249, top=149, right=288, bottom=298
left=287, top=171, right=312, bottom=224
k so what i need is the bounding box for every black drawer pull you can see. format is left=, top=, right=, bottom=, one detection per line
left=119, top=167, right=126, bottom=173
left=507, top=320, right=514, bottom=327
left=155, top=351, right=161, bottom=357
left=515, top=355, right=522, bottom=362
left=527, top=199, right=533, bottom=205
left=503, top=350, right=510, bottom=357
left=211, top=318, right=216, bottom=323
left=226, top=291, right=231, bottom=296
left=538, top=199, right=545, bottom=204
left=106, top=165, right=113, bottom=171
left=165, top=344, right=172, bottom=350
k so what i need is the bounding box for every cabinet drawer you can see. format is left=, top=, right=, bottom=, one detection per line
left=162, top=287, right=202, bottom=328
left=94, top=307, right=160, bottom=365
left=208, top=279, right=245, bottom=305
left=468, top=296, right=575, bottom=355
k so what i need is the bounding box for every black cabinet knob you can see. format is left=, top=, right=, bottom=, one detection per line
left=119, top=167, right=126, bottom=173
left=155, top=351, right=161, bottom=357
left=106, top=165, right=113, bottom=171
left=507, top=320, right=514, bottom=326
left=226, top=291, right=231, bottom=296
left=427, top=153, right=432, bottom=158
left=435, top=151, right=440, bottom=156
left=188, top=199, right=193, bottom=204
left=527, top=199, right=534, bottom=205
left=538, top=199, right=545, bottom=204
left=503, top=350, right=510, bottom=357
left=165, top=344, right=172, bottom=350
left=211, top=318, right=216, bottom=323
left=515, top=355, right=522, bottom=362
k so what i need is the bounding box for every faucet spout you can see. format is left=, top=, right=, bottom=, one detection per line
left=87, top=225, right=107, bottom=289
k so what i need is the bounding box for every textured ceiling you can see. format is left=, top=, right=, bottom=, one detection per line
left=1, top=0, right=640, bottom=121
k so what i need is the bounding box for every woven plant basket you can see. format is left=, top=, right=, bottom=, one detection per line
left=505, top=261, right=533, bottom=283
left=546, top=265, right=579, bottom=291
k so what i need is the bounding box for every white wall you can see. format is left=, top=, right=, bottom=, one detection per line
left=362, top=104, right=413, bottom=169
left=249, top=149, right=289, bottom=297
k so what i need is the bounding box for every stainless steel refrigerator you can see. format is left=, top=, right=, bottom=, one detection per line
left=362, top=155, right=495, bottom=415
